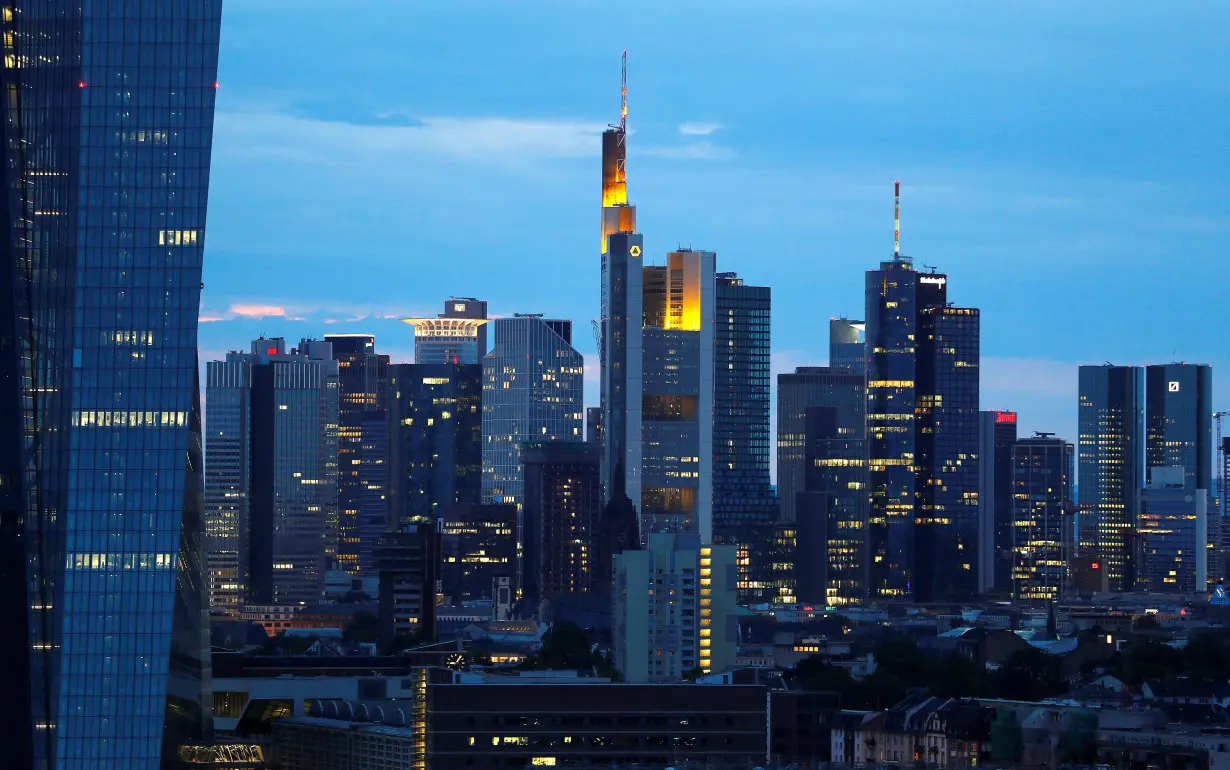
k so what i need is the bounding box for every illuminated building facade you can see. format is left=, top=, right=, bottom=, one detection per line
left=613, top=534, right=737, bottom=682
left=1009, top=434, right=1074, bottom=601
left=865, top=257, right=929, bottom=598
left=829, top=317, right=867, bottom=375
left=1078, top=364, right=1144, bottom=592
left=914, top=304, right=981, bottom=602
left=712, top=273, right=776, bottom=600
left=388, top=363, right=482, bottom=527
left=1145, top=363, right=1212, bottom=491
left=402, top=297, right=489, bottom=365
left=206, top=339, right=340, bottom=608
left=481, top=315, right=585, bottom=510
left=1139, top=467, right=1207, bottom=594
left=440, top=503, right=517, bottom=604
left=978, top=410, right=1018, bottom=594
left=795, top=406, right=869, bottom=606
left=520, top=441, right=602, bottom=607
left=0, top=4, right=223, bottom=763
left=327, top=334, right=390, bottom=578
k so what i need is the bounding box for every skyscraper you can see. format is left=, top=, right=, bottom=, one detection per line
left=388, top=363, right=483, bottom=528
left=712, top=274, right=775, bottom=562
left=795, top=406, right=869, bottom=606
left=777, top=367, right=866, bottom=525
left=1145, top=364, right=1212, bottom=491
left=402, top=297, right=490, bottom=365
left=1139, top=466, right=1207, bottom=594
left=1010, top=434, right=1074, bottom=602
left=978, top=410, right=1018, bottom=594
left=521, top=442, right=602, bottom=609
left=205, top=339, right=340, bottom=609
left=829, top=317, right=866, bottom=375
left=482, top=315, right=585, bottom=510
left=327, top=334, right=390, bottom=578
left=0, top=3, right=223, bottom=764
left=440, top=503, right=517, bottom=604
left=914, top=304, right=981, bottom=602
left=1078, top=364, right=1144, bottom=592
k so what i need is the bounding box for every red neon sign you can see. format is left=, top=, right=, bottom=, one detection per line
left=267, top=347, right=277, bottom=355
left=995, top=411, right=1017, bottom=424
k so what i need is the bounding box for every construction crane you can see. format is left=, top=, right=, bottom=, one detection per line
left=1217, top=411, right=1229, bottom=514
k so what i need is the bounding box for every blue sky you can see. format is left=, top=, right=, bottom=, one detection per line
left=202, top=0, right=1229, bottom=463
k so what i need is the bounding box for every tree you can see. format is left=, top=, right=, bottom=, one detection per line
left=1133, top=614, right=1161, bottom=631
left=871, top=633, right=932, bottom=689
left=992, top=648, right=1065, bottom=701
left=989, top=709, right=1023, bottom=766
left=343, top=610, right=379, bottom=644
left=792, top=656, right=858, bottom=699
left=1061, top=710, right=1098, bottom=765
left=1183, top=631, right=1230, bottom=681
left=1117, top=639, right=1183, bottom=686
left=929, top=652, right=990, bottom=698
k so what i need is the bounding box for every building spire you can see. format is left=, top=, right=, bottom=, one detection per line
left=893, top=180, right=901, bottom=257
left=620, top=49, right=628, bottom=135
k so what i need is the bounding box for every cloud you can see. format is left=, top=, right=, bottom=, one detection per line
left=199, top=298, right=433, bottom=325
left=678, top=122, right=722, bottom=136
left=230, top=304, right=290, bottom=319
left=214, top=110, right=607, bottom=170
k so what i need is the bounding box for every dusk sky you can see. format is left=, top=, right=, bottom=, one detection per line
left=202, top=0, right=1229, bottom=471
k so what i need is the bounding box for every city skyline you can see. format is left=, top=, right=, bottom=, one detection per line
left=198, top=2, right=1228, bottom=456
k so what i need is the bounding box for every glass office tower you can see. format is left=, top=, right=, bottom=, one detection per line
left=828, top=317, right=866, bottom=375
left=1010, top=435, right=1074, bottom=602
left=914, top=305, right=981, bottom=602
left=402, top=297, right=489, bottom=365
left=978, top=410, right=1018, bottom=594
left=1145, top=363, right=1212, bottom=491
left=0, top=2, right=223, bottom=767
left=326, top=334, right=390, bottom=578
left=1078, top=364, right=1144, bottom=592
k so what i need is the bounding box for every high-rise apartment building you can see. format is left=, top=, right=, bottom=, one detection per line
left=327, top=334, right=390, bottom=578
left=521, top=442, right=602, bottom=608
left=978, top=411, right=1018, bottom=594
left=402, top=297, right=490, bottom=365
left=914, top=304, right=981, bottom=602
left=1010, top=434, right=1074, bottom=602
left=829, top=317, right=866, bottom=375
left=0, top=5, right=223, bottom=763
left=481, top=315, right=585, bottom=509
left=777, top=367, right=866, bottom=526
left=613, top=534, right=738, bottom=681
left=205, top=339, right=340, bottom=609
left=794, top=406, right=869, bottom=606
left=713, top=272, right=776, bottom=599
left=1078, top=364, right=1144, bottom=592
left=1139, top=466, right=1207, bottom=594
left=388, top=363, right=482, bottom=528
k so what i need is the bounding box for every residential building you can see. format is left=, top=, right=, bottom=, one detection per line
left=0, top=3, right=223, bottom=764
left=387, top=363, right=482, bottom=527
left=795, top=406, right=869, bottom=606
left=613, top=534, right=738, bottom=681
left=713, top=272, right=777, bottom=601
left=829, top=317, right=866, bottom=375
left=1078, top=364, right=1144, bottom=591
left=776, top=366, right=866, bottom=525
left=327, top=334, right=390, bottom=578
left=206, top=338, right=340, bottom=609
left=375, top=522, right=442, bottom=652
left=401, top=296, right=489, bottom=365
left=1010, top=434, right=1074, bottom=602
left=520, top=442, right=602, bottom=608
left=440, top=503, right=517, bottom=604
left=979, top=410, right=1018, bottom=594
left=914, top=305, right=981, bottom=602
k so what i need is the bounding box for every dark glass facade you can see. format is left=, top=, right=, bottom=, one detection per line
left=713, top=272, right=776, bottom=600
left=1010, top=436, right=1074, bottom=601
left=388, top=363, right=482, bottom=528
left=520, top=441, right=602, bottom=607
left=828, top=317, right=866, bottom=375
left=440, top=503, right=516, bottom=604
left=375, top=522, right=441, bottom=652
left=0, top=2, right=223, bottom=766
left=1078, top=364, right=1144, bottom=592
left=795, top=406, right=869, bottom=606
left=865, top=258, right=927, bottom=598
left=914, top=306, right=980, bottom=602
left=601, top=231, right=643, bottom=511
left=977, top=410, right=1017, bottom=594
left=1145, top=363, right=1212, bottom=491
left=327, top=334, right=390, bottom=578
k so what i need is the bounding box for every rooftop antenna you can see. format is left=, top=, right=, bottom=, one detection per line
left=620, top=49, right=627, bottom=135
left=893, top=180, right=901, bottom=257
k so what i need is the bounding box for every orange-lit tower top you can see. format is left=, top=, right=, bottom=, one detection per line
left=601, top=51, right=633, bottom=253
left=893, top=180, right=901, bottom=257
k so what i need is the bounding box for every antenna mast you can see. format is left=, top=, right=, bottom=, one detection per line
left=620, top=49, right=627, bottom=134
left=894, top=180, right=901, bottom=257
